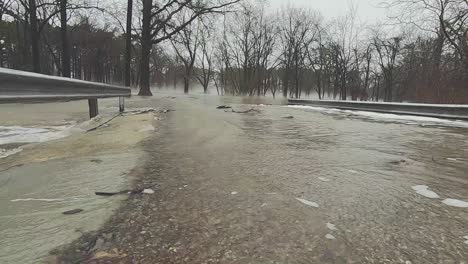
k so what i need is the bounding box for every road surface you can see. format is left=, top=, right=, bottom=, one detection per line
left=1, top=94, right=467, bottom=263
left=55, top=95, right=468, bottom=263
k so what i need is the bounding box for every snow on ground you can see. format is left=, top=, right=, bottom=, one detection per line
left=442, top=199, right=468, bottom=208
left=296, top=198, right=319, bottom=208
left=287, top=105, right=468, bottom=128
left=0, top=125, right=77, bottom=145
left=411, top=185, right=440, bottom=199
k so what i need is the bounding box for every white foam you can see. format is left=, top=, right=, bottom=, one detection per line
left=318, top=177, right=331, bottom=182
left=325, top=234, right=336, bottom=240
left=0, top=147, right=22, bottom=158
left=326, top=223, right=337, bottom=230
left=296, top=198, right=319, bottom=208
left=11, top=198, right=65, bottom=202
left=287, top=105, right=468, bottom=128
left=442, top=199, right=468, bottom=208
left=411, top=185, right=440, bottom=199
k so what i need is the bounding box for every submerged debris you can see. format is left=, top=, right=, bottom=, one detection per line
left=296, top=198, right=319, bottom=208
left=283, top=116, right=294, bottom=119
left=226, top=108, right=261, bottom=114
left=62, top=209, right=83, bottom=215
left=388, top=159, right=406, bottom=165
left=216, top=105, right=232, bottom=109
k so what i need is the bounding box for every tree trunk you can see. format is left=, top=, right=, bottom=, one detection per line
left=124, top=0, right=133, bottom=87
left=29, top=0, right=40, bottom=73
left=183, top=74, right=190, bottom=94
left=138, top=0, right=152, bottom=96
left=60, top=0, right=70, bottom=77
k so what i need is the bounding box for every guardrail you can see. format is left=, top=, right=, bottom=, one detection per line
left=0, top=67, right=131, bottom=118
left=288, top=99, right=468, bottom=120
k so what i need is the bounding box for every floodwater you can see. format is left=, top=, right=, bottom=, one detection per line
left=0, top=98, right=156, bottom=263
left=2, top=92, right=468, bottom=263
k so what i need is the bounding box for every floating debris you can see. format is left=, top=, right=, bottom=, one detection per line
left=296, top=198, right=319, bottom=208
left=216, top=105, right=232, bottom=109
left=388, top=159, right=407, bottom=165
left=326, top=223, right=337, bottom=231
left=442, top=199, right=468, bottom=208
left=231, top=191, right=238, bottom=195
left=62, top=209, right=83, bottom=215
left=325, top=234, right=336, bottom=240
left=411, top=185, right=440, bottom=199
left=142, top=189, right=155, bottom=194
left=318, top=177, right=331, bottom=182
left=283, top=116, right=294, bottom=119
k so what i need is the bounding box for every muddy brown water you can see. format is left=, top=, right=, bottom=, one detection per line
left=1, top=93, right=468, bottom=263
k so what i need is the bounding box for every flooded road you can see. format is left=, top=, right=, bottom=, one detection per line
left=53, top=94, right=468, bottom=264
left=2, top=94, right=468, bottom=263
left=0, top=98, right=158, bottom=263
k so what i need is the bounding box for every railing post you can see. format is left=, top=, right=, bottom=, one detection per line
left=88, top=98, right=99, bottom=118
left=119, top=96, right=125, bottom=113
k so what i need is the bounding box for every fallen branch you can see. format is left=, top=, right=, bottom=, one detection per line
left=226, top=108, right=261, bottom=114
left=86, top=113, right=122, bottom=132
left=95, top=184, right=158, bottom=197
left=217, top=105, right=232, bottom=109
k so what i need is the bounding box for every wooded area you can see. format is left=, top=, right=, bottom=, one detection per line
left=0, top=0, right=467, bottom=103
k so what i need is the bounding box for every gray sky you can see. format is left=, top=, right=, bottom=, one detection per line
left=266, top=0, right=388, bottom=23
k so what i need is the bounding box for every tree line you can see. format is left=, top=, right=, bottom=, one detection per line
left=0, top=0, right=467, bottom=103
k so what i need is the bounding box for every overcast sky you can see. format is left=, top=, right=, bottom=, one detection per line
left=266, top=0, right=388, bottom=23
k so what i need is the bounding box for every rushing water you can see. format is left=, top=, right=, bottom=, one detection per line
left=1, top=93, right=467, bottom=263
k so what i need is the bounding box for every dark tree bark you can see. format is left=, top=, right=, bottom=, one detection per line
left=29, top=0, right=40, bottom=73
left=60, top=0, right=71, bottom=77
left=138, top=0, right=152, bottom=96
left=124, top=0, right=133, bottom=87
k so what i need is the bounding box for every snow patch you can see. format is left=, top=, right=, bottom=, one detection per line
left=325, top=234, right=336, bottom=240
left=318, top=177, right=331, bottom=182
left=411, top=185, right=440, bottom=199
left=0, top=125, right=76, bottom=145
left=326, top=223, right=337, bottom=231
left=0, top=147, right=22, bottom=159
left=296, top=198, right=319, bottom=208
left=442, top=199, right=468, bottom=208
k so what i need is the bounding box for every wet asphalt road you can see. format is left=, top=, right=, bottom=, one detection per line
left=55, top=95, right=468, bottom=264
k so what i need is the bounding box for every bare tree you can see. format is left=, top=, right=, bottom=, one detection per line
left=138, top=0, right=240, bottom=96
